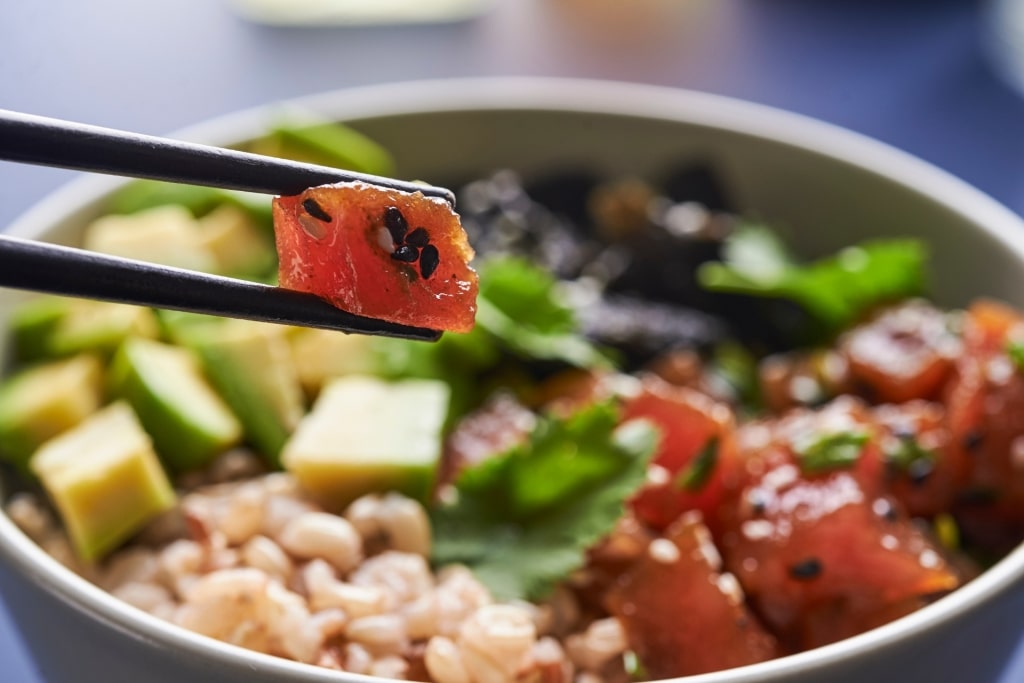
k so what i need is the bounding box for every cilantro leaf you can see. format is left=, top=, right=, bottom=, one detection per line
left=478, top=256, right=577, bottom=333
left=720, top=225, right=796, bottom=283
left=475, top=297, right=611, bottom=369
left=369, top=257, right=612, bottom=427
left=698, top=225, right=928, bottom=336
left=374, top=256, right=613, bottom=388
left=430, top=402, right=657, bottom=601
left=474, top=257, right=613, bottom=369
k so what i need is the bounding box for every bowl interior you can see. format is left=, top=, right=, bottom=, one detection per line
left=2, top=79, right=1024, bottom=682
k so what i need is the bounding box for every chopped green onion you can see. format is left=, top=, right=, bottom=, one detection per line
left=711, top=343, right=761, bottom=411
left=934, top=513, right=960, bottom=551
left=1007, top=341, right=1024, bottom=372
left=885, top=434, right=935, bottom=472
left=795, top=430, right=868, bottom=473
left=675, top=437, right=719, bottom=492
left=623, top=650, right=649, bottom=681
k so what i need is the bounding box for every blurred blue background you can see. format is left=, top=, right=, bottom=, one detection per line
left=1, top=0, right=1024, bottom=680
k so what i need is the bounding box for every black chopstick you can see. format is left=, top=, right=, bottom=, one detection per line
left=0, top=109, right=455, bottom=205
left=0, top=235, right=442, bottom=342
left=0, top=108, right=453, bottom=340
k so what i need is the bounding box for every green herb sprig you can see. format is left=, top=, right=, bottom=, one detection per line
left=698, top=225, right=928, bottom=338
left=430, top=401, right=657, bottom=601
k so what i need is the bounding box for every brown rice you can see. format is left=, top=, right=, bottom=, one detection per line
left=6, top=456, right=625, bottom=683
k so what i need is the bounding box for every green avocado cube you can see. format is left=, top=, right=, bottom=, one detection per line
left=195, top=204, right=275, bottom=278
left=282, top=376, right=449, bottom=510
left=84, top=205, right=218, bottom=273
left=288, top=328, right=377, bottom=399
left=30, top=402, right=176, bottom=562
left=188, top=321, right=304, bottom=466
left=155, top=309, right=226, bottom=346
left=109, top=338, right=242, bottom=472
left=7, top=297, right=72, bottom=363
left=0, top=355, right=104, bottom=473
left=249, top=122, right=394, bottom=177
left=8, top=298, right=159, bottom=362
left=48, top=300, right=159, bottom=358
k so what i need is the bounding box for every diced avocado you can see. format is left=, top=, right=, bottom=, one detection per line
left=288, top=328, right=378, bottom=398
left=47, top=300, right=159, bottom=358
left=282, top=376, right=449, bottom=510
left=30, top=402, right=176, bottom=561
left=106, top=181, right=274, bottom=232
left=84, top=205, right=218, bottom=273
left=108, top=181, right=241, bottom=218
left=188, top=321, right=304, bottom=465
left=195, top=204, right=275, bottom=278
left=155, top=309, right=226, bottom=346
left=108, top=181, right=229, bottom=217
left=7, top=297, right=72, bottom=363
left=0, top=355, right=104, bottom=473
left=249, top=122, right=394, bottom=177
left=109, top=338, right=242, bottom=472
left=10, top=298, right=159, bottom=361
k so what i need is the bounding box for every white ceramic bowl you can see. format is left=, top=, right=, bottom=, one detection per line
left=2, top=78, right=1023, bottom=683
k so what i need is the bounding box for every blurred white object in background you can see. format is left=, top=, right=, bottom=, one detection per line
left=228, top=0, right=492, bottom=25
left=987, top=0, right=1024, bottom=95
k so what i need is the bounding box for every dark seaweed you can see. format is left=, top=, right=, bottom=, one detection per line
left=455, top=162, right=816, bottom=367
left=458, top=171, right=598, bottom=281
left=523, top=169, right=602, bottom=227
left=661, top=161, right=734, bottom=212
left=577, top=295, right=725, bottom=368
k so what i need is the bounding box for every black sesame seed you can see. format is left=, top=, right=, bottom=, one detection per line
left=302, top=198, right=332, bottom=222
left=406, top=227, right=430, bottom=247
left=962, top=430, right=985, bottom=453
left=391, top=245, right=419, bottom=263
left=385, top=206, right=409, bottom=244
left=746, top=490, right=768, bottom=516
left=907, top=457, right=935, bottom=486
left=420, top=244, right=440, bottom=279
left=788, top=557, right=823, bottom=581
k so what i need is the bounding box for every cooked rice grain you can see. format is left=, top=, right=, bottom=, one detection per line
left=278, top=512, right=363, bottom=573
left=8, top=482, right=607, bottom=683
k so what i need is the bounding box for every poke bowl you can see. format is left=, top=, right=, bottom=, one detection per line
left=1, top=78, right=1024, bottom=683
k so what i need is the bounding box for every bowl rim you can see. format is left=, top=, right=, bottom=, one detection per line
left=2, top=76, right=1024, bottom=682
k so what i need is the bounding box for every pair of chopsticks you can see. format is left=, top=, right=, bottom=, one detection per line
left=0, top=109, right=455, bottom=341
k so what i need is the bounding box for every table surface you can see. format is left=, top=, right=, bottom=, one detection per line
left=2, top=0, right=1024, bottom=680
